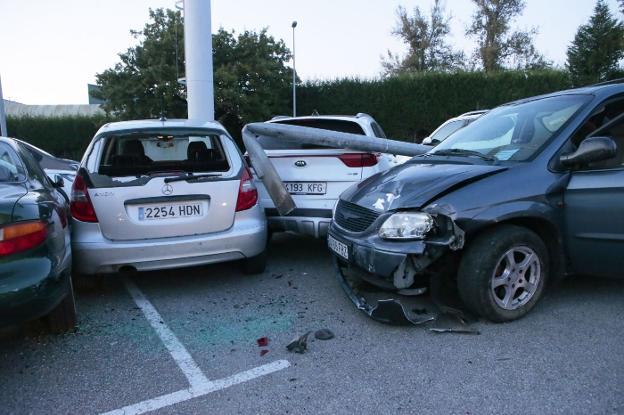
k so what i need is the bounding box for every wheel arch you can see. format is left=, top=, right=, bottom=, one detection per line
left=463, top=215, right=566, bottom=282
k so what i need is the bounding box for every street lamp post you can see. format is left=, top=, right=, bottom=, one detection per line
left=0, top=75, right=7, bottom=136
left=291, top=21, right=297, bottom=117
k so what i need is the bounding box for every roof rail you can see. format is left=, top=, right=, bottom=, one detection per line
left=355, top=112, right=373, bottom=119
left=460, top=110, right=489, bottom=116
left=270, top=115, right=291, bottom=120
left=591, top=78, right=624, bottom=87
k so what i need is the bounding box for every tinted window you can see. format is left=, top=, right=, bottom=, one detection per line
left=582, top=116, right=624, bottom=170
left=433, top=95, right=591, bottom=161
left=98, top=133, right=229, bottom=176
left=0, top=143, right=27, bottom=183
left=371, top=122, right=387, bottom=138
left=259, top=119, right=366, bottom=150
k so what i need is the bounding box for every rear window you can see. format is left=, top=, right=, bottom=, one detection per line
left=259, top=119, right=366, bottom=150
left=98, top=133, right=229, bottom=176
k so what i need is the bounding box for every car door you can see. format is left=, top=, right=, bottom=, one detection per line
left=564, top=108, right=624, bottom=277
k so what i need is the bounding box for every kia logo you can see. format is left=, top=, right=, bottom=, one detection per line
left=294, top=160, right=307, bottom=167
left=162, top=184, right=174, bottom=195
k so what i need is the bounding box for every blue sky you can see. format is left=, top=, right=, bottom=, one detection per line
left=0, top=0, right=620, bottom=104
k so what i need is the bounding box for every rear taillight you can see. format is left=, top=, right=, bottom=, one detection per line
left=235, top=168, right=258, bottom=212
left=70, top=174, right=98, bottom=222
left=0, top=221, right=48, bottom=256
left=338, top=153, right=379, bottom=167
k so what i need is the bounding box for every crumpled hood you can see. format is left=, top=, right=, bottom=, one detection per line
left=342, top=161, right=508, bottom=212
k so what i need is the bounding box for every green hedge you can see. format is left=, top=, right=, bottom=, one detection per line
left=6, top=70, right=572, bottom=158
left=298, top=70, right=572, bottom=141
left=7, top=115, right=111, bottom=161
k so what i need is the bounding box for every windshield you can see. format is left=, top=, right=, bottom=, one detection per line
left=432, top=95, right=591, bottom=161
left=98, top=133, right=230, bottom=176
left=429, top=120, right=465, bottom=144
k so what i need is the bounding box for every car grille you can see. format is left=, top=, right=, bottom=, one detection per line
left=334, top=200, right=380, bottom=232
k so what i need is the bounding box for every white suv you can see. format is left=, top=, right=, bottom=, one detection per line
left=252, top=114, right=403, bottom=238
left=71, top=119, right=267, bottom=277
left=422, top=110, right=488, bottom=146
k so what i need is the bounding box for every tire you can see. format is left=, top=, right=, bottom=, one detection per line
left=457, top=225, right=549, bottom=322
left=242, top=251, right=267, bottom=275
left=45, top=279, right=77, bottom=333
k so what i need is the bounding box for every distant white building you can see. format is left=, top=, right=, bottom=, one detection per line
left=3, top=99, right=104, bottom=118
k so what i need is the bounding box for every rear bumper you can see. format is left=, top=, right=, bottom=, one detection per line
left=72, top=205, right=267, bottom=275
left=0, top=248, right=72, bottom=327
left=266, top=208, right=332, bottom=238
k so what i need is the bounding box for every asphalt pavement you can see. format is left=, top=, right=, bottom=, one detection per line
left=1, top=233, right=623, bottom=414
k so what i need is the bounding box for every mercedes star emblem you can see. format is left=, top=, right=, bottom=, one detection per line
left=162, top=183, right=174, bottom=195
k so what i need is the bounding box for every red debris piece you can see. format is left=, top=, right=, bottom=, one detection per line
left=256, top=337, right=269, bottom=347
left=260, top=349, right=269, bottom=357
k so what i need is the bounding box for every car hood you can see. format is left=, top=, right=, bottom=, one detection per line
left=0, top=183, right=28, bottom=225
left=342, top=161, right=508, bottom=212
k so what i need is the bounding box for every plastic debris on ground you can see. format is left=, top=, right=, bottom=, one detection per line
left=256, top=336, right=269, bottom=347
left=335, top=260, right=481, bottom=334
left=314, top=329, right=334, bottom=340
left=286, top=331, right=311, bottom=354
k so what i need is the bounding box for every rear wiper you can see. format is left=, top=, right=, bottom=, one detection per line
left=431, top=148, right=496, bottom=162
left=164, top=173, right=222, bottom=183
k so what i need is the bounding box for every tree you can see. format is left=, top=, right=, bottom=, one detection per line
left=382, top=0, right=465, bottom=75
left=95, top=8, right=292, bottom=135
left=566, top=0, right=624, bottom=86
left=467, top=0, right=548, bottom=71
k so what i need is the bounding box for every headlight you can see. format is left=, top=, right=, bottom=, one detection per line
left=379, top=212, right=434, bottom=240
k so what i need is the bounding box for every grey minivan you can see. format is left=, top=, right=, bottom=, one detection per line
left=71, top=119, right=267, bottom=280
left=329, top=82, right=624, bottom=322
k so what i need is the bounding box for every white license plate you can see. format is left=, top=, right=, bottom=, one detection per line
left=328, top=235, right=349, bottom=261
left=284, top=182, right=327, bottom=195
left=138, top=202, right=203, bottom=221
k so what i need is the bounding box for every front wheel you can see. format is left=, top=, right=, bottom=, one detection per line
left=457, top=225, right=548, bottom=322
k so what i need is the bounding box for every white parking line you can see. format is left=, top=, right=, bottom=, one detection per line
left=123, top=278, right=209, bottom=388
left=108, top=278, right=291, bottom=415
left=100, top=360, right=291, bottom=415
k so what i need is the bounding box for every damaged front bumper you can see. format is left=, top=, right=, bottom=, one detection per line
left=327, top=214, right=464, bottom=290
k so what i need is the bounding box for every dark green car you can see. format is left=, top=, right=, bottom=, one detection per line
left=0, top=137, right=76, bottom=332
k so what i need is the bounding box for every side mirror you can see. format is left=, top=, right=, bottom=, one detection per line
left=560, top=136, right=617, bottom=168
left=52, top=174, right=65, bottom=189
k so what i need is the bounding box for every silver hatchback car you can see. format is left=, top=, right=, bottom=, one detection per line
left=70, top=119, right=267, bottom=279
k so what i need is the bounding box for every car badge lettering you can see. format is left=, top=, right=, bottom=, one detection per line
left=162, top=184, right=174, bottom=195
left=294, top=160, right=307, bottom=167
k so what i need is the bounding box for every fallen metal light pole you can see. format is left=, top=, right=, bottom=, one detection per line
left=242, top=122, right=430, bottom=216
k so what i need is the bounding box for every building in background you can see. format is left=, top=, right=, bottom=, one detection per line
left=3, top=84, right=106, bottom=118
left=3, top=99, right=104, bottom=117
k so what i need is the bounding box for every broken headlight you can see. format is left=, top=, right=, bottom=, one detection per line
left=378, top=212, right=434, bottom=240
